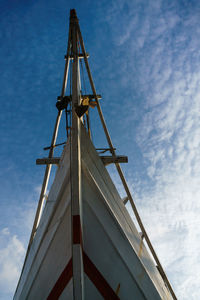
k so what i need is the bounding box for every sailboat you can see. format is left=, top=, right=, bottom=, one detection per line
left=14, top=9, right=177, bottom=300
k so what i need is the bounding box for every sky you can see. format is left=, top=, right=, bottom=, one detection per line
left=0, top=0, right=200, bottom=299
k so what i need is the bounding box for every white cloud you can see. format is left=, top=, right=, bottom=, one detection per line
left=0, top=200, right=36, bottom=298
left=0, top=229, right=25, bottom=295
left=1, top=228, right=9, bottom=236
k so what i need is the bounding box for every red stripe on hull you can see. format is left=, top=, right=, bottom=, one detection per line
left=47, top=252, right=119, bottom=299
left=47, top=258, right=73, bottom=300
left=73, top=215, right=82, bottom=245
left=83, top=252, right=120, bottom=300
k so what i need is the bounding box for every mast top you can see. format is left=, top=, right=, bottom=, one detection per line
left=70, top=9, right=78, bottom=19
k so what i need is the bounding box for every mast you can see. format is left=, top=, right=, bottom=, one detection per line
left=70, top=9, right=84, bottom=299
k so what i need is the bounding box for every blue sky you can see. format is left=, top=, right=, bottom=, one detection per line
left=1, top=0, right=200, bottom=299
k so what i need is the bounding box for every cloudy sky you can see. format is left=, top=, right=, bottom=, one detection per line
left=1, top=0, right=200, bottom=299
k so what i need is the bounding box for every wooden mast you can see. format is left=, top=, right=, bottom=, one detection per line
left=70, top=9, right=84, bottom=300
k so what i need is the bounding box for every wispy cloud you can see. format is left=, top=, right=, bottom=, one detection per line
left=100, top=1, right=200, bottom=299
left=0, top=228, right=25, bottom=298
left=0, top=196, right=37, bottom=299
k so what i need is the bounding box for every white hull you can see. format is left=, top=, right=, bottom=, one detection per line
left=14, top=124, right=172, bottom=300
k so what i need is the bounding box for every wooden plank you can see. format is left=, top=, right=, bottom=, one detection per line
left=100, top=155, right=128, bottom=166
left=68, top=53, right=89, bottom=59
left=81, top=94, right=101, bottom=99
left=36, top=158, right=60, bottom=165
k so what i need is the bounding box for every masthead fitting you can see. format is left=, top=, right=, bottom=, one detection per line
left=70, top=9, right=78, bottom=20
